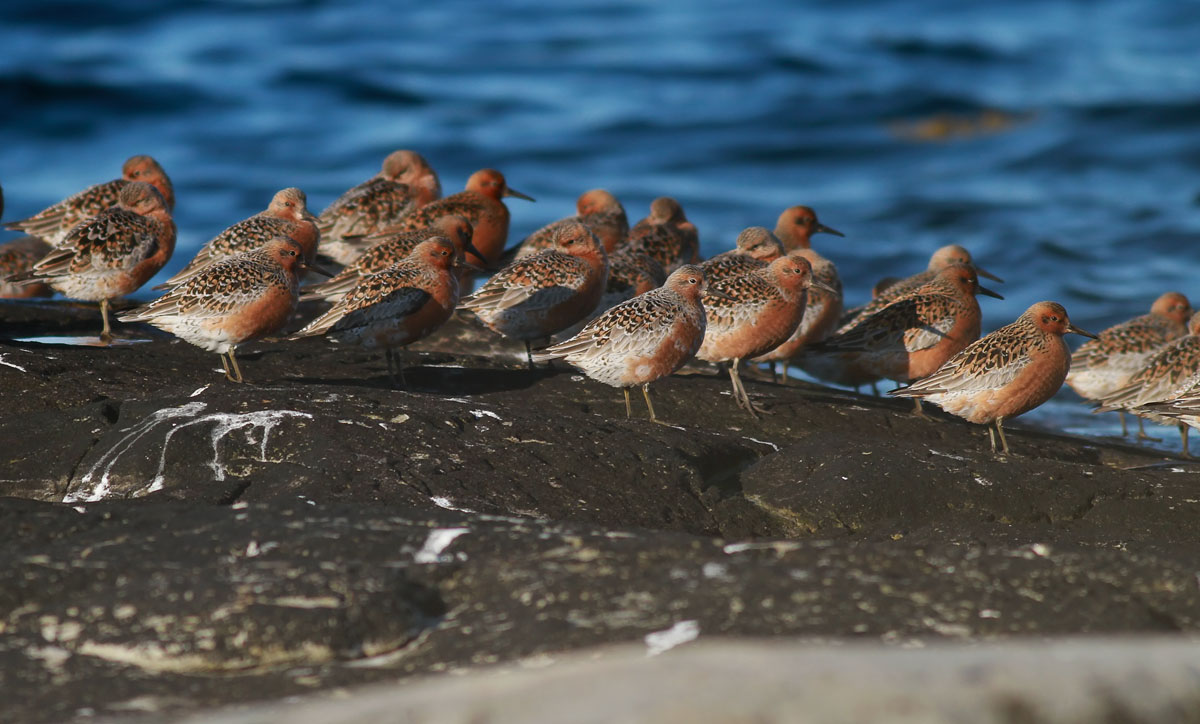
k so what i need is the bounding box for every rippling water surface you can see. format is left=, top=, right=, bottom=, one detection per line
left=4, top=0, right=1200, bottom=449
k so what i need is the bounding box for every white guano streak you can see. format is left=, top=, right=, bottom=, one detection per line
left=66, top=402, right=312, bottom=503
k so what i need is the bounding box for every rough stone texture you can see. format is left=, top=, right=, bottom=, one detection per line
left=184, top=639, right=1200, bottom=724
left=3, top=300, right=1200, bottom=722
left=741, top=428, right=1200, bottom=547
left=5, top=500, right=1200, bottom=722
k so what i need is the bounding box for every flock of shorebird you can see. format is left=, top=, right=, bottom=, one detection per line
left=1, top=150, right=1197, bottom=456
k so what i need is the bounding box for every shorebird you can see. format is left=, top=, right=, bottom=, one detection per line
left=300, top=215, right=477, bottom=303
left=291, top=237, right=464, bottom=387
left=317, top=150, right=441, bottom=264
left=1092, top=310, right=1200, bottom=455
left=700, top=226, right=784, bottom=284
left=752, top=247, right=844, bottom=381
left=461, top=222, right=609, bottom=366
left=1066, top=291, right=1192, bottom=438
left=696, top=253, right=835, bottom=418
left=598, top=248, right=665, bottom=308
left=5, top=155, right=174, bottom=245
left=554, top=247, right=666, bottom=341
left=0, top=237, right=54, bottom=299
left=9, top=182, right=175, bottom=343
left=623, top=197, right=699, bottom=272
left=839, top=244, right=1002, bottom=333
left=120, top=237, right=314, bottom=382
left=514, top=189, right=629, bottom=259
left=773, top=205, right=843, bottom=252
left=392, top=168, right=533, bottom=270
left=532, top=265, right=710, bottom=423
left=891, top=301, right=1097, bottom=455
left=872, top=276, right=902, bottom=298
left=800, top=264, right=1001, bottom=398
left=159, top=188, right=319, bottom=289
left=1137, top=379, right=1200, bottom=457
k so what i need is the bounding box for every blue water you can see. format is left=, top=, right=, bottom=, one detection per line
left=3, top=0, right=1200, bottom=450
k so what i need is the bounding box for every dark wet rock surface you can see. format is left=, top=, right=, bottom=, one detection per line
left=3, top=301, right=1200, bottom=722
left=184, top=638, right=1200, bottom=724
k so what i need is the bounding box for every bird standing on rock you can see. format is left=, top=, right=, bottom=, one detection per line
left=696, top=253, right=835, bottom=418
left=393, top=168, right=533, bottom=271
left=891, top=301, right=1097, bottom=455
left=799, top=264, right=1002, bottom=408
left=1136, top=378, right=1200, bottom=456
left=316, top=150, right=441, bottom=265
left=515, top=189, right=629, bottom=258
left=120, top=237, right=316, bottom=382
left=773, top=205, right=843, bottom=251
left=555, top=247, right=667, bottom=341
left=159, top=187, right=320, bottom=289
left=461, top=222, right=609, bottom=367
left=753, top=247, right=844, bottom=382
left=5, top=155, right=175, bottom=246
left=1092, top=310, right=1200, bottom=456
left=700, top=226, right=784, bottom=285
left=623, top=197, right=699, bottom=273
left=839, top=244, right=1002, bottom=333
left=1067, top=291, right=1192, bottom=438
left=0, top=181, right=55, bottom=299
left=10, top=182, right=176, bottom=344
left=532, top=265, right=711, bottom=424
left=291, top=237, right=466, bottom=387
left=300, top=216, right=477, bottom=304
left=0, top=237, right=54, bottom=299
left=592, top=248, right=665, bottom=314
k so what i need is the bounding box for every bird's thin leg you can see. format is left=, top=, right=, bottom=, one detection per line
left=1119, top=411, right=1128, bottom=437
left=99, top=299, right=113, bottom=345
left=219, top=353, right=232, bottom=381
left=726, top=362, right=750, bottom=414
left=385, top=348, right=398, bottom=388
left=395, top=348, right=408, bottom=388
left=725, top=362, right=740, bottom=402
left=730, top=358, right=770, bottom=418
left=1181, top=423, right=1190, bottom=458
left=643, top=384, right=668, bottom=425
left=1136, top=416, right=1160, bottom=442
left=995, top=417, right=1009, bottom=455
left=386, top=347, right=408, bottom=389
left=227, top=349, right=245, bottom=384
left=911, top=398, right=926, bottom=418
left=624, top=387, right=633, bottom=418
left=525, top=341, right=534, bottom=370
